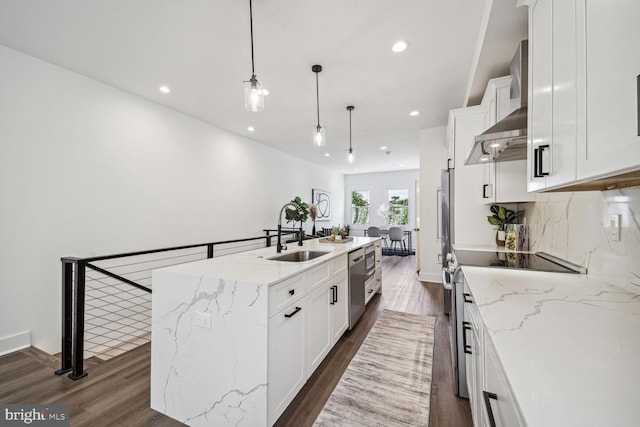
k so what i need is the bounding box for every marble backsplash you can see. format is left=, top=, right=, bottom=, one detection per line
left=524, top=186, right=640, bottom=294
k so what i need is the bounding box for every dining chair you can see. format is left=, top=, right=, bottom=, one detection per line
left=388, top=226, right=407, bottom=255
left=366, top=226, right=382, bottom=237
left=367, top=226, right=388, bottom=248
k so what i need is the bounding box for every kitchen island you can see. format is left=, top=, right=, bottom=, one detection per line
left=461, top=266, right=640, bottom=426
left=150, top=237, right=380, bottom=427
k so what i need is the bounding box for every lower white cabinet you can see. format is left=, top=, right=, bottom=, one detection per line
left=307, top=282, right=332, bottom=375
left=268, top=298, right=307, bottom=426
left=464, top=282, right=486, bottom=427
left=463, top=281, right=524, bottom=427
left=268, top=253, right=351, bottom=426
left=330, top=271, right=349, bottom=344
left=484, top=337, right=525, bottom=427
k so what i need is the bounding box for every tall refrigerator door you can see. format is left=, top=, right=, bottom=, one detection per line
left=441, top=169, right=453, bottom=261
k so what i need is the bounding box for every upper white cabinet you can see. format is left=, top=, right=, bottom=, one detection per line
left=449, top=106, right=493, bottom=245
left=577, top=0, right=640, bottom=179
left=527, top=0, right=640, bottom=191
left=481, top=77, right=534, bottom=203
left=528, top=0, right=578, bottom=191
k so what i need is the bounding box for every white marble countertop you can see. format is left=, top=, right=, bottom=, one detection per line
left=156, top=237, right=379, bottom=286
left=461, top=266, right=640, bottom=427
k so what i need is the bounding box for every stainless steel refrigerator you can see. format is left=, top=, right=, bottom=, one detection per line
left=441, top=167, right=469, bottom=398
left=440, top=168, right=453, bottom=315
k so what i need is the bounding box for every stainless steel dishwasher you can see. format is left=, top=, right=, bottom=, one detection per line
left=348, top=248, right=366, bottom=329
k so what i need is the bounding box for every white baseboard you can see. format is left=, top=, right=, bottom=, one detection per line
left=418, top=271, right=442, bottom=283
left=0, top=331, right=31, bottom=356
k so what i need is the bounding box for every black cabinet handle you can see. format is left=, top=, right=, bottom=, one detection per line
left=330, top=286, right=336, bottom=305
left=368, top=289, right=374, bottom=294
left=462, top=321, right=472, bottom=355
left=288, top=289, right=295, bottom=296
left=463, top=293, right=473, bottom=304
left=483, top=184, right=489, bottom=199
left=284, top=306, right=302, bottom=318
left=534, top=144, right=550, bottom=177
left=483, top=391, right=498, bottom=427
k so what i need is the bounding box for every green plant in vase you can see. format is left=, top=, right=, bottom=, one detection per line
left=487, top=204, right=523, bottom=246
left=285, top=196, right=310, bottom=240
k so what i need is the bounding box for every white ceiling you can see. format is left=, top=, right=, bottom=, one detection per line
left=0, top=0, right=526, bottom=175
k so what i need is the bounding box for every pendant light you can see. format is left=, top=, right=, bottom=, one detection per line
left=244, top=0, right=264, bottom=112
left=346, top=105, right=355, bottom=163
left=312, top=65, right=326, bottom=147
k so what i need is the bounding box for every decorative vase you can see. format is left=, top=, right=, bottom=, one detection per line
left=496, top=230, right=506, bottom=246
left=505, top=224, right=529, bottom=251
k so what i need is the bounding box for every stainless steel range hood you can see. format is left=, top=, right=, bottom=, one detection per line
left=465, top=40, right=528, bottom=165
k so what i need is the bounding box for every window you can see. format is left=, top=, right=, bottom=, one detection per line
left=387, top=189, right=409, bottom=225
left=351, top=190, right=370, bottom=225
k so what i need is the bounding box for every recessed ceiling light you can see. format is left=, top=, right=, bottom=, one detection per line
left=392, top=40, right=409, bottom=53
left=159, top=85, right=171, bottom=94
left=324, top=153, right=331, bottom=157
left=247, top=126, right=255, bottom=132
left=490, top=142, right=500, bottom=148
left=409, top=110, right=420, bottom=116
left=480, top=156, right=489, bottom=162
left=379, top=146, right=388, bottom=150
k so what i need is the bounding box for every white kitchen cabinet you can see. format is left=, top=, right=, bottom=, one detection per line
left=306, top=282, right=332, bottom=375
left=307, top=256, right=348, bottom=375
left=449, top=106, right=493, bottom=246
left=462, top=276, right=524, bottom=427
left=528, top=0, right=578, bottom=191
left=464, top=281, right=486, bottom=427
left=527, top=0, right=639, bottom=191
left=330, top=271, right=348, bottom=345
left=484, top=337, right=526, bottom=427
left=479, top=76, right=534, bottom=204
left=268, top=296, right=307, bottom=425
left=576, top=0, right=640, bottom=179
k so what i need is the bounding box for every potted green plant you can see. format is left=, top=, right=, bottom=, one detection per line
left=285, top=196, right=310, bottom=241
left=487, top=204, right=523, bottom=246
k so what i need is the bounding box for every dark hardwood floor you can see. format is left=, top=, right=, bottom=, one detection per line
left=0, top=255, right=471, bottom=427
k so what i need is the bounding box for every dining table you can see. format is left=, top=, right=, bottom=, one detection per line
left=363, top=228, right=413, bottom=256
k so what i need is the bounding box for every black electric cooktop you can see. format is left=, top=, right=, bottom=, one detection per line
left=453, top=250, right=582, bottom=274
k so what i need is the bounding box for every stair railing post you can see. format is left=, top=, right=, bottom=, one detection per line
left=69, top=259, right=87, bottom=380
left=55, top=258, right=76, bottom=375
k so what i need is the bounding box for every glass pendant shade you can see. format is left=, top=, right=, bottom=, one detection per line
left=346, top=105, right=355, bottom=163
left=313, top=125, right=326, bottom=147
left=245, top=75, right=264, bottom=112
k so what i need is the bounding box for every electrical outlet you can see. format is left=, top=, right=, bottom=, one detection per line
left=608, top=214, right=621, bottom=241
left=194, top=311, right=212, bottom=329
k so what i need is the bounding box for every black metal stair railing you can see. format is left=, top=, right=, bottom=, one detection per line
left=55, top=232, right=295, bottom=380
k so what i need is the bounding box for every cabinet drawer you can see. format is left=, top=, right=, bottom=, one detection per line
left=365, top=279, right=377, bottom=303
left=269, top=274, right=306, bottom=317
left=308, top=262, right=331, bottom=291
left=329, top=255, right=347, bottom=275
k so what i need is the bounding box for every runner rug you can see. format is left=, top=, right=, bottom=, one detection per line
left=314, top=309, right=436, bottom=426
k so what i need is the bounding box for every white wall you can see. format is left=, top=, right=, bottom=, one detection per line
left=418, top=127, right=448, bottom=282
left=0, top=46, right=344, bottom=354
left=344, top=170, right=419, bottom=246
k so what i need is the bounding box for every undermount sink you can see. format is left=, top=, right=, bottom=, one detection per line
left=268, top=251, right=329, bottom=262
